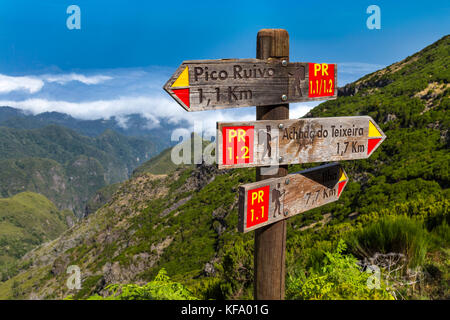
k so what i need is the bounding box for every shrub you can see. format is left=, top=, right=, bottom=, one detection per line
left=74, top=269, right=197, bottom=300
left=347, top=215, right=430, bottom=268
left=286, top=240, right=393, bottom=300
left=216, top=239, right=254, bottom=299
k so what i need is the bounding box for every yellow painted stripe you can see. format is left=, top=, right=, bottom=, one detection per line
left=369, top=121, right=382, bottom=138
left=339, top=169, right=347, bottom=182
left=172, top=67, right=189, bottom=88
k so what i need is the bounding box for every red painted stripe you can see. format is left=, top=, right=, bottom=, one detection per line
left=337, top=180, right=347, bottom=197
left=173, top=88, right=190, bottom=108
left=367, top=138, right=382, bottom=155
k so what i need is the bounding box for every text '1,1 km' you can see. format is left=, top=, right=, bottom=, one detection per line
left=164, top=59, right=337, bottom=111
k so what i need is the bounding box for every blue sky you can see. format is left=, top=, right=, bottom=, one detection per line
left=0, top=0, right=448, bottom=133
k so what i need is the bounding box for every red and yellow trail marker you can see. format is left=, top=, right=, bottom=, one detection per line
left=222, top=126, right=254, bottom=166
left=308, top=63, right=335, bottom=97
left=163, top=59, right=337, bottom=112
left=337, top=168, right=348, bottom=197
left=170, top=67, right=190, bottom=108
left=368, top=120, right=384, bottom=155
left=216, top=116, right=387, bottom=169
left=246, top=185, right=270, bottom=229
left=238, top=163, right=347, bottom=233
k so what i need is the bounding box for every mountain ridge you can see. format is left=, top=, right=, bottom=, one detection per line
left=0, top=35, right=448, bottom=300
left=0, top=123, right=160, bottom=216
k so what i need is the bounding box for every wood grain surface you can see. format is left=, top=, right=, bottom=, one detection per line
left=217, top=116, right=386, bottom=168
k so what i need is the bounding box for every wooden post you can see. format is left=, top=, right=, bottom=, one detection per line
left=254, top=29, right=289, bottom=300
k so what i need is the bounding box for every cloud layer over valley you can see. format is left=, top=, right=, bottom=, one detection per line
left=0, top=62, right=383, bottom=136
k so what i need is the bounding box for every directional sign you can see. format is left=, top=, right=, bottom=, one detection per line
left=217, top=116, right=386, bottom=169
left=238, top=163, right=348, bottom=233
left=164, top=59, right=337, bottom=111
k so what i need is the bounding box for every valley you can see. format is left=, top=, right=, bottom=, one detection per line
left=0, top=34, right=448, bottom=300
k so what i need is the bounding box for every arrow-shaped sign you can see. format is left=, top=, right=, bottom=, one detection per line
left=238, top=162, right=348, bottom=233
left=217, top=116, right=386, bottom=169
left=164, top=59, right=337, bottom=111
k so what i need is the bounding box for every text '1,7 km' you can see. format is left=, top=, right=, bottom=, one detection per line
left=164, top=59, right=337, bottom=111
left=216, top=116, right=386, bottom=169
left=163, top=28, right=388, bottom=300
left=238, top=163, right=348, bottom=233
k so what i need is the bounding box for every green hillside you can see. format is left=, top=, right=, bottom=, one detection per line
left=0, top=125, right=159, bottom=216
left=84, top=183, right=122, bottom=216
left=0, top=35, right=448, bottom=300
left=132, top=134, right=209, bottom=176
left=301, top=34, right=449, bottom=221
left=0, top=107, right=178, bottom=148
left=0, top=192, right=75, bottom=281
left=85, top=136, right=209, bottom=217
left=132, top=146, right=183, bottom=176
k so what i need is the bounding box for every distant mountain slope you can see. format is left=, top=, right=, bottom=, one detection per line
left=0, top=107, right=186, bottom=216
left=0, top=35, right=448, bottom=300
left=132, top=134, right=210, bottom=176
left=0, top=192, right=74, bottom=281
left=84, top=137, right=209, bottom=217
left=84, top=182, right=122, bottom=216
left=132, top=146, right=180, bottom=176
left=0, top=107, right=180, bottom=150
left=0, top=124, right=160, bottom=216
left=0, top=107, right=24, bottom=122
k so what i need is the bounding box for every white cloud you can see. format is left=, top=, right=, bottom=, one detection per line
left=43, top=73, right=113, bottom=85
left=290, top=102, right=320, bottom=118
left=0, top=95, right=241, bottom=133
left=0, top=74, right=44, bottom=94
left=0, top=96, right=175, bottom=121
left=0, top=72, right=113, bottom=96
left=0, top=96, right=320, bottom=138
left=0, top=66, right=329, bottom=136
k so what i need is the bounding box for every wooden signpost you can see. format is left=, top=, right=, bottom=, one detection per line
left=253, top=29, right=289, bottom=301
left=163, top=28, right=386, bottom=301
left=164, top=59, right=337, bottom=111
left=216, top=116, right=386, bottom=169
left=238, top=163, right=348, bottom=233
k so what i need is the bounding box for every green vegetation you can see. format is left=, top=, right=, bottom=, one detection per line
left=85, top=183, right=122, bottom=216
left=80, top=269, right=197, bottom=300
left=132, top=134, right=211, bottom=176
left=286, top=240, right=393, bottom=300
left=0, top=124, right=160, bottom=216
left=0, top=35, right=448, bottom=300
left=132, top=146, right=184, bottom=176
left=0, top=192, right=74, bottom=281
left=347, top=215, right=429, bottom=268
